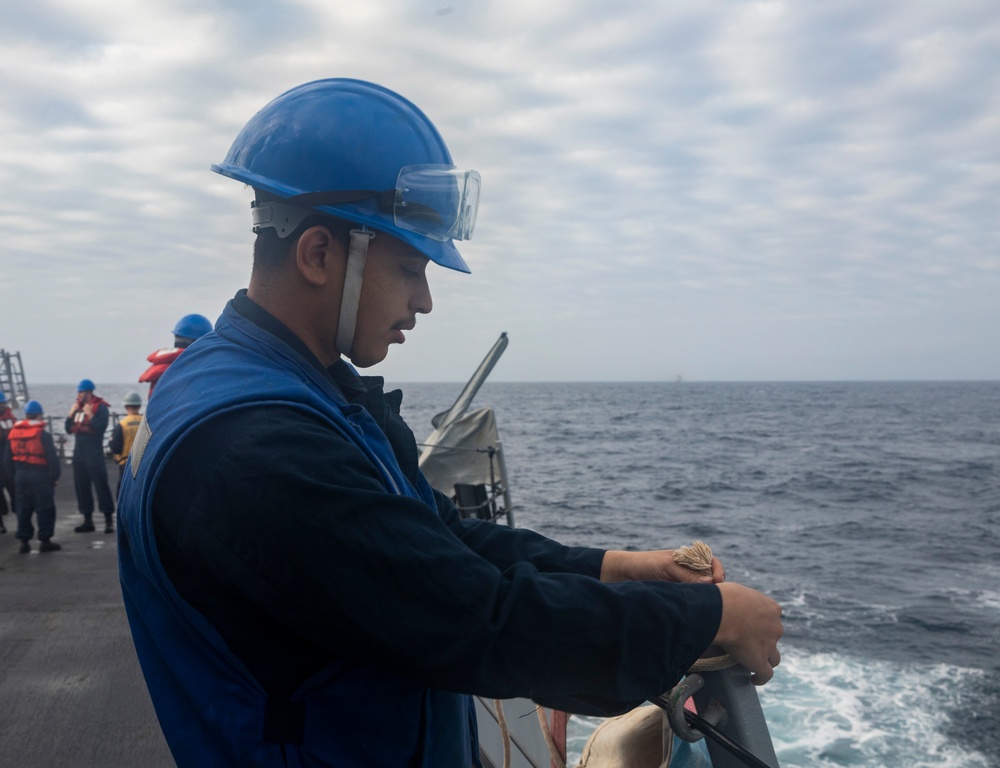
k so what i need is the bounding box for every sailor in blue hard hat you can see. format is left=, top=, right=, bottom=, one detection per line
left=116, top=78, right=782, bottom=768
left=5, top=398, right=62, bottom=553
left=139, top=313, right=214, bottom=396
left=66, top=379, right=115, bottom=533
left=211, top=78, right=478, bottom=366
left=118, top=80, right=490, bottom=766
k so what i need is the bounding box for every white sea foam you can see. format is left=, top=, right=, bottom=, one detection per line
left=941, top=586, right=1000, bottom=615
left=760, top=648, right=992, bottom=768
left=973, top=590, right=1000, bottom=612
left=564, top=648, right=992, bottom=768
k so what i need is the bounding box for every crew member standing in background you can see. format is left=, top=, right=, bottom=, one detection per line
left=109, top=391, right=143, bottom=494
left=65, top=379, right=116, bottom=534
left=0, top=391, right=16, bottom=533
left=139, top=314, right=213, bottom=398
left=3, top=399, right=61, bottom=553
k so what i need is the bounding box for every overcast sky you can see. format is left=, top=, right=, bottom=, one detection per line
left=2, top=0, right=998, bottom=385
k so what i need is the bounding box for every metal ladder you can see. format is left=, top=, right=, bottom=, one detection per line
left=0, top=349, right=29, bottom=408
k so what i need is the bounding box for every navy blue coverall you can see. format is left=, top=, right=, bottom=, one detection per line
left=3, top=429, right=61, bottom=542
left=65, top=401, right=115, bottom=523
left=150, top=291, right=722, bottom=726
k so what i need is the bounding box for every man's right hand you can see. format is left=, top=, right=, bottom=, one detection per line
left=712, top=582, right=784, bottom=685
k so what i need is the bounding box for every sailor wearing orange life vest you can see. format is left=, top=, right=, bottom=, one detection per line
left=109, top=391, right=143, bottom=493
left=2, top=399, right=62, bottom=553
left=0, top=390, right=16, bottom=532
left=139, top=314, right=213, bottom=397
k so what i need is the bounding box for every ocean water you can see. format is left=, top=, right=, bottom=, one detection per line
left=24, top=380, right=1000, bottom=767
left=397, top=380, right=1000, bottom=768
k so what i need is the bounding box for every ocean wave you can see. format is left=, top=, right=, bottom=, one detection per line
left=761, top=648, right=994, bottom=768
left=562, top=648, right=995, bottom=768
left=944, top=587, right=1000, bottom=614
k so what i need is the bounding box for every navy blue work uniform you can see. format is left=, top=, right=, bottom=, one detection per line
left=119, top=291, right=722, bottom=767
left=65, top=400, right=115, bottom=522
left=3, top=423, right=61, bottom=542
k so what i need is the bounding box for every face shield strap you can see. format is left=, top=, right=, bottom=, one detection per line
left=336, top=228, right=375, bottom=359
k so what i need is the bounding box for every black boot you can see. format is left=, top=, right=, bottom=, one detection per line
left=39, top=539, right=61, bottom=553
left=18, top=539, right=30, bottom=554
left=74, top=517, right=96, bottom=533
left=104, top=514, right=114, bottom=534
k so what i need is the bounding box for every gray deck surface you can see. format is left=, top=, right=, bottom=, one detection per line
left=0, top=459, right=174, bottom=766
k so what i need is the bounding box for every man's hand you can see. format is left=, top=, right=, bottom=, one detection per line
left=600, top=549, right=726, bottom=584
left=712, top=582, right=783, bottom=685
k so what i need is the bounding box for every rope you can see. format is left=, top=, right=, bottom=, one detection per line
left=688, top=653, right=736, bottom=673
left=494, top=699, right=511, bottom=768
left=493, top=699, right=568, bottom=768
left=672, top=540, right=714, bottom=576
left=536, top=706, right=567, bottom=768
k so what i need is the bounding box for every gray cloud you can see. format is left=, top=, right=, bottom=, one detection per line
left=1, top=0, right=997, bottom=384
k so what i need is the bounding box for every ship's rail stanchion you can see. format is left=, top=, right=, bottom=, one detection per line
left=652, top=655, right=779, bottom=768
left=40, top=415, right=70, bottom=462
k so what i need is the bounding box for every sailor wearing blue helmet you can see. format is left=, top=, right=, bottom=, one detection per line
left=139, top=313, right=213, bottom=397
left=118, top=79, right=782, bottom=768
left=66, top=379, right=115, bottom=534
left=4, top=399, right=62, bottom=553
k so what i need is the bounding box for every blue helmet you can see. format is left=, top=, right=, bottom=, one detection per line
left=24, top=399, right=43, bottom=416
left=77, top=379, right=95, bottom=392
left=172, top=314, right=213, bottom=340
left=211, top=79, right=478, bottom=274
left=0, top=391, right=6, bottom=403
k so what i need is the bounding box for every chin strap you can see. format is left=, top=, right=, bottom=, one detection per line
left=336, top=227, right=375, bottom=358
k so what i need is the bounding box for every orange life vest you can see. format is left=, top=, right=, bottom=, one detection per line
left=139, top=347, right=185, bottom=395
left=8, top=419, right=49, bottom=466
left=69, top=396, right=110, bottom=434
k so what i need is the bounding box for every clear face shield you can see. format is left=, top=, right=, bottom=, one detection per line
left=392, top=165, right=481, bottom=242
left=253, top=164, right=481, bottom=243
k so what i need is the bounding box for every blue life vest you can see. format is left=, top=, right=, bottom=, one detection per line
left=118, top=299, right=480, bottom=767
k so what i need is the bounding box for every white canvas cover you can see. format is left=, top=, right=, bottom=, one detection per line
left=418, top=406, right=501, bottom=493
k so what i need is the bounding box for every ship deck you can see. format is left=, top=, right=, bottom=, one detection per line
left=0, top=458, right=173, bottom=766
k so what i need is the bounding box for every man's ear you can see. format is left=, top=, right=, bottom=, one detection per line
left=295, top=225, right=346, bottom=287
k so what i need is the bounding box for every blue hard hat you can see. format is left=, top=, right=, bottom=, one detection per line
left=0, top=391, right=6, bottom=403
left=211, top=78, right=477, bottom=274
left=24, top=399, right=43, bottom=416
left=77, top=379, right=95, bottom=392
left=172, top=314, right=213, bottom=340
